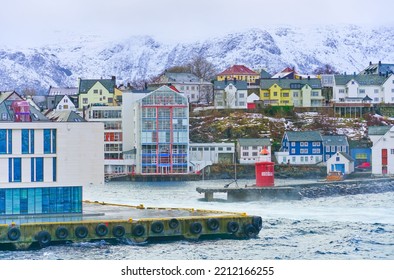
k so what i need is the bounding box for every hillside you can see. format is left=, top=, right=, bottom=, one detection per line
left=189, top=109, right=389, bottom=149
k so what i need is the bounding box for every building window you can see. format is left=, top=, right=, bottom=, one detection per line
left=243, top=152, right=249, bottom=157
left=31, top=157, right=44, bottom=182
left=336, top=157, right=340, bottom=162
left=22, top=129, right=34, bottom=154
left=0, top=129, right=12, bottom=154
left=94, top=89, right=98, bottom=94
left=44, top=129, right=56, bottom=154
left=312, top=91, right=319, bottom=96
left=8, top=158, right=22, bottom=182
left=359, top=89, right=365, bottom=94
left=326, top=146, right=330, bottom=152
left=339, top=89, right=345, bottom=93
left=83, top=98, right=88, bottom=104
left=291, top=148, right=295, bottom=154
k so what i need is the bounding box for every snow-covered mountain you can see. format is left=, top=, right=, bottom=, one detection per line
left=1, top=24, right=393, bottom=94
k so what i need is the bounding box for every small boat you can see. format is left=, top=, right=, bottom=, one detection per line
left=326, top=171, right=344, bottom=181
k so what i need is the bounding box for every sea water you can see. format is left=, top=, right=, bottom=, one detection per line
left=1, top=179, right=393, bottom=260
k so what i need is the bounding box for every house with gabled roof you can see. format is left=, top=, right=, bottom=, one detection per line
left=275, top=131, right=323, bottom=164
left=333, top=73, right=394, bottom=104
left=47, top=95, right=77, bottom=111
left=326, top=151, right=354, bottom=175
left=213, top=79, right=248, bottom=109
left=371, top=126, right=394, bottom=175
left=217, top=65, right=260, bottom=86
left=237, top=138, right=271, bottom=164
left=78, top=76, right=116, bottom=109
left=150, top=72, right=213, bottom=104
left=260, top=78, right=323, bottom=107
left=368, top=125, right=392, bottom=145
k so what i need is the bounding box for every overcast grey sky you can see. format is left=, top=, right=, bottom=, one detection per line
left=1, top=0, right=393, bottom=47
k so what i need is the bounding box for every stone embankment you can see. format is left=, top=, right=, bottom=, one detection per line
left=297, top=178, right=394, bottom=198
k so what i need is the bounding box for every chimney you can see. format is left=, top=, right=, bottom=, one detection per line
left=307, top=76, right=310, bottom=80
left=379, top=61, right=381, bottom=66
left=233, top=77, right=236, bottom=84
left=369, top=61, right=372, bottom=65
left=225, top=77, right=228, bottom=84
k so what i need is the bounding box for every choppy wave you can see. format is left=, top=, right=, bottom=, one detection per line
left=1, top=179, right=393, bottom=260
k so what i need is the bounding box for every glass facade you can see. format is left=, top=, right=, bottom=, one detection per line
left=140, top=88, right=189, bottom=174
left=0, top=186, right=82, bottom=215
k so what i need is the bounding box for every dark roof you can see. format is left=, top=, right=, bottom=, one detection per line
left=322, top=135, right=348, bottom=146
left=368, top=125, right=392, bottom=135
left=260, top=69, right=272, bottom=79
left=334, top=74, right=389, bottom=86
left=285, top=131, right=322, bottom=142
left=260, top=78, right=321, bottom=89
left=337, top=152, right=354, bottom=162
left=359, top=62, right=394, bottom=75
left=213, top=80, right=248, bottom=90
left=238, top=138, right=271, bottom=146
left=79, top=78, right=116, bottom=94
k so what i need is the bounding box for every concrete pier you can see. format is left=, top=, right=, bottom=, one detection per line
left=0, top=200, right=262, bottom=249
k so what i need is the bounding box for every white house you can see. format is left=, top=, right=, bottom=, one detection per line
left=371, top=126, right=394, bottom=175
left=332, top=73, right=394, bottom=104
left=326, top=152, right=354, bottom=175
left=237, top=138, right=271, bottom=164
left=213, top=80, right=248, bottom=109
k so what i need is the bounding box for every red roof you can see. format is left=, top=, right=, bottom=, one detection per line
left=168, top=85, right=181, bottom=93
left=218, top=65, right=258, bottom=76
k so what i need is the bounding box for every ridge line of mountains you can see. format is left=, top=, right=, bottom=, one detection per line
left=1, top=24, right=393, bottom=94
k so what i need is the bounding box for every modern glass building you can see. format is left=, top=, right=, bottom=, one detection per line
left=138, top=86, right=189, bottom=174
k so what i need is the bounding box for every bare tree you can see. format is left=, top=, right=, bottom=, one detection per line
left=313, top=64, right=340, bottom=75
left=186, top=55, right=217, bottom=81
left=22, top=87, right=36, bottom=97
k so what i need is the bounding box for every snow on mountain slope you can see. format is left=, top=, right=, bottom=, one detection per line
left=0, top=24, right=393, bottom=94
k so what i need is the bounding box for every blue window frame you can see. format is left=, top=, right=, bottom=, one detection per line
left=44, top=129, right=56, bottom=154
left=53, top=158, right=57, bottom=181
left=0, top=129, right=12, bottom=154
left=31, top=157, right=44, bottom=182
left=22, top=129, right=34, bottom=154
left=9, top=158, right=21, bottom=182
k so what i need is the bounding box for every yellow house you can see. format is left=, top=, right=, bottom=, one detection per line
left=78, top=77, right=116, bottom=108
left=260, top=83, right=292, bottom=106
left=260, top=78, right=323, bottom=107
left=217, top=65, right=260, bottom=85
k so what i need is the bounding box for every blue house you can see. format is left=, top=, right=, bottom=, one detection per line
left=322, top=135, right=349, bottom=162
left=275, top=131, right=323, bottom=164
